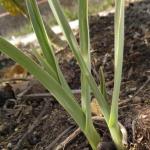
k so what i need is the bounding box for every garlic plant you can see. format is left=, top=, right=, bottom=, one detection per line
left=0, top=0, right=125, bottom=149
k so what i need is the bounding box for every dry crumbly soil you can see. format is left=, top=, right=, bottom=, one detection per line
left=0, top=0, right=150, bottom=150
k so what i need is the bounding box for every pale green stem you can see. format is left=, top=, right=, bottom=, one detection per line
left=109, top=0, right=125, bottom=149
left=79, top=0, right=100, bottom=149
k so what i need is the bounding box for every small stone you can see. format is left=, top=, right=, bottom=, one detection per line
left=134, top=96, right=141, bottom=103
left=130, top=87, right=137, bottom=91
left=129, top=95, right=133, bottom=98
left=7, top=143, right=12, bottom=149
left=14, top=128, right=18, bottom=132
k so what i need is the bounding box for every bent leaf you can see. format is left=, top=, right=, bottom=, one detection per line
left=0, top=37, right=86, bottom=131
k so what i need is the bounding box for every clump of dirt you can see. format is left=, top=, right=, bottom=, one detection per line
left=0, top=0, right=150, bottom=150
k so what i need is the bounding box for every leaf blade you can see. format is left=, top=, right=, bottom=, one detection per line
left=109, top=0, right=125, bottom=127
left=0, top=37, right=86, bottom=130
left=48, top=0, right=110, bottom=123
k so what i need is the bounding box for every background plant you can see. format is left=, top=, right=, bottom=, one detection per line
left=0, top=0, right=114, bottom=37
left=0, top=0, right=125, bottom=149
left=0, top=0, right=66, bottom=48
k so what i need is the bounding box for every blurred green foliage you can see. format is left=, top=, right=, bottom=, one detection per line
left=0, top=0, right=25, bottom=15
left=0, top=0, right=114, bottom=37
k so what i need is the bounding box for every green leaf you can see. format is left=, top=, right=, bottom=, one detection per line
left=26, top=0, right=60, bottom=82
left=32, top=50, right=58, bottom=81
left=109, top=0, right=125, bottom=127
left=79, top=0, right=100, bottom=148
left=99, top=67, right=108, bottom=101
left=0, top=37, right=86, bottom=131
left=108, top=0, right=125, bottom=149
left=79, top=0, right=91, bottom=112
left=26, top=0, right=74, bottom=96
left=48, top=0, right=110, bottom=123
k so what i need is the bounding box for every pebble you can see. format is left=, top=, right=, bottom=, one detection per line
left=133, top=96, right=141, bottom=103
left=7, top=143, right=12, bottom=149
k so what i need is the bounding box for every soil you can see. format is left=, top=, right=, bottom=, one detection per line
left=0, top=0, right=150, bottom=150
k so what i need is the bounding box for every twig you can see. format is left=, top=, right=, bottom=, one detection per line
left=23, top=89, right=81, bottom=99
left=133, top=76, right=150, bottom=97
left=55, top=48, right=100, bottom=56
left=119, top=103, right=142, bottom=110
left=14, top=99, right=49, bottom=150
left=46, top=126, right=75, bottom=150
left=55, top=128, right=81, bottom=150
left=0, top=78, right=30, bottom=84
left=17, top=84, right=33, bottom=98
left=132, top=120, right=136, bottom=143
left=53, top=116, right=104, bottom=150
left=23, top=93, right=53, bottom=99
left=119, top=99, right=131, bottom=106
left=55, top=48, right=66, bottom=55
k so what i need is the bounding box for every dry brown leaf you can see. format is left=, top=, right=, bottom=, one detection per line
left=90, top=98, right=102, bottom=117
left=3, top=63, right=27, bottom=78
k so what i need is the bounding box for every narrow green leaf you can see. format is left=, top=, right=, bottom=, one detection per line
left=109, top=0, right=125, bottom=127
left=79, top=0, right=100, bottom=148
left=32, top=50, right=58, bottom=81
left=48, top=0, right=110, bottom=123
left=26, top=0, right=74, bottom=97
left=99, top=67, right=108, bottom=101
left=0, top=37, right=86, bottom=130
left=26, top=0, right=60, bottom=82
left=79, top=0, right=91, bottom=112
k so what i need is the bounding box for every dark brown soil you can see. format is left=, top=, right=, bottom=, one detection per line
left=0, top=0, right=150, bottom=150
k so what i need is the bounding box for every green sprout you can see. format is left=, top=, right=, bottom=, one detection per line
left=0, top=0, right=125, bottom=149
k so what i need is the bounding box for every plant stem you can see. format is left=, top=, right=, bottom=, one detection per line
left=109, top=124, right=125, bottom=150
left=79, top=0, right=100, bottom=149
left=85, top=129, right=101, bottom=150
left=108, top=0, right=125, bottom=148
